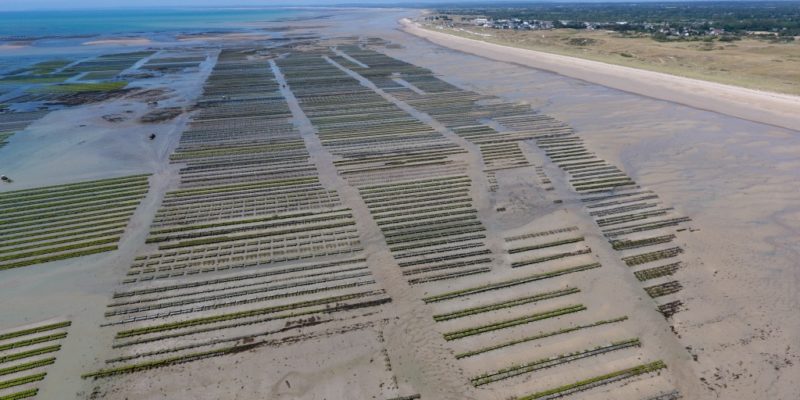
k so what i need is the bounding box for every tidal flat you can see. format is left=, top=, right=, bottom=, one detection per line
left=0, top=7, right=797, bottom=400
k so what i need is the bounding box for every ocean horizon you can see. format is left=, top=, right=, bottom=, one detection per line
left=0, top=8, right=305, bottom=39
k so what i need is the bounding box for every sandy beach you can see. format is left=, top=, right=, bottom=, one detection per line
left=401, top=19, right=800, bottom=131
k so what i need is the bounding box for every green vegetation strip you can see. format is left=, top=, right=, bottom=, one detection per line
left=157, top=221, right=354, bottom=249
left=87, top=314, right=331, bottom=380
left=31, top=59, right=72, bottom=74
left=423, top=263, right=600, bottom=303
left=511, top=249, right=591, bottom=268
left=147, top=212, right=351, bottom=244
left=385, top=395, right=420, bottom=400
left=0, top=237, right=120, bottom=262
left=371, top=190, right=470, bottom=212
left=0, top=332, right=66, bottom=352
left=167, top=177, right=317, bottom=198
left=0, top=188, right=146, bottom=214
left=0, top=211, right=134, bottom=237
left=0, top=227, right=125, bottom=250
left=360, top=175, right=469, bottom=192
left=148, top=209, right=335, bottom=235
left=0, top=245, right=117, bottom=270
left=0, top=231, right=123, bottom=255
left=0, top=322, right=70, bottom=341
left=390, top=234, right=486, bottom=252
left=443, top=305, right=586, bottom=341
left=634, top=263, right=681, bottom=282
left=0, top=132, right=13, bottom=145
left=361, top=182, right=471, bottom=200
left=603, top=217, right=691, bottom=238
left=0, top=373, right=46, bottom=390
left=517, top=360, right=667, bottom=400
left=0, top=358, right=56, bottom=377
left=0, top=179, right=147, bottom=206
left=623, top=247, right=683, bottom=267
left=0, top=345, right=61, bottom=364
left=0, top=389, right=38, bottom=400
left=106, top=279, right=373, bottom=318
left=80, top=71, right=120, bottom=80
left=0, top=200, right=141, bottom=225
left=172, top=143, right=305, bottom=159
left=433, top=288, right=579, bottom=322
left=576, top=181, right=637, bottom=192
left=0, top=75, right=70, bottom=84
left=508, top=237, right=585, bottom=254
left=82, top=344, right=253, bottom=379
left=31, top=81, right=127, bottom=93
left=471, top=338, right=641, bottom=386
left=112, top=258, right=366, bottom=299
left=385, top=224, right=484, bottom=245
left=116, top=290, right=382, bottom=338
left=456, top=317, right=629, bottom=359
left=611, top=234, right=676, bottom=251
left=113, top=298, right=390, bottom=348
left=572, top=177, right=633, bottom=188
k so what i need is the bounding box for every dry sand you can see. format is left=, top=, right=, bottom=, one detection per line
left=401, top=19, right=800, bottom=132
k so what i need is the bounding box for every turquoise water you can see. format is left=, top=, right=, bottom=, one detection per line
left=0, top=8, right=301, bottom=38
left=0, top=8, right=306, bottom=75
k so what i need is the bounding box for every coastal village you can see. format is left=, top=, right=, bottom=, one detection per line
left=425, top=14, right=795, bottom=41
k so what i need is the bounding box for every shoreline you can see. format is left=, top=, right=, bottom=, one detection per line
left=400, top=19, right=800, bottom=131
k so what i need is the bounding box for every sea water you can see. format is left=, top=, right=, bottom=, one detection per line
left=0, top=8, right=302, bottom=38
left=0, top=8, right=305, bottom=74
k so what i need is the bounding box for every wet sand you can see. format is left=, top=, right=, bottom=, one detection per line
left=0, top=50, right=217, bottom=400
left=363, top=12, right=799, bottom=399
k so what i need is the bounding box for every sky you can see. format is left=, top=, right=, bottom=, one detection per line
left=1, top=0, right=792, bottom=11
left=3, top=0, right=406, bottom=10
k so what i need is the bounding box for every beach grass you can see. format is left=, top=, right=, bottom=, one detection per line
left=0, top=74, right=72, bottom=85
left=421, top=23, right=800, bottom=95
